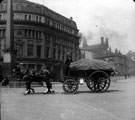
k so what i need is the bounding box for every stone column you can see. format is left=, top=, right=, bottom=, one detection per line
left=60, top=45, right=63, bottom=61
left=33, top=40, right=36, bottom=57
left=72, top=48, right=75, bottom=61
left=43, top=32, right=46, bottom=59
left=49, top=36, right=53, bottom=58
left=2, top=0, right=16, bottom=77
left=24, top=40, right=27, bottom=57
left=64, top=47, right=67, bottom=61
left=55, top=44, right=58, bottom=60
left=77, top=49, right=80, bottom=60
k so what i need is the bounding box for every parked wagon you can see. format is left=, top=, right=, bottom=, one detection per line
left=62, top=58, right=115, bottom=94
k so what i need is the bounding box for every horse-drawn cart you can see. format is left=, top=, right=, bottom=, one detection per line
left=62, top=58, right=114, bottom=94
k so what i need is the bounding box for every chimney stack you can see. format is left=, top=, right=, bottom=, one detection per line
left=105, top=38, right=109, bottom=46
left=101, top=37, right=104, bottom=44
left=70, top=17, right=73, bottom=20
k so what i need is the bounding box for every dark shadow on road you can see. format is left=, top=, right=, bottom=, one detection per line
left=22, top=90, right=123, bottom=95
left=76, top=89, right=123, bottom=94
left=104, top=89, right=123, bottom=93
left=22, top=92, right=56, bottom=95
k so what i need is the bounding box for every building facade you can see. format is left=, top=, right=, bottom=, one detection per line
left=0, top=0, right=80, bottom=75
left=82, top=37, right=135, bottom=76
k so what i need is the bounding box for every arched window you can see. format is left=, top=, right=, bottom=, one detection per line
left=24, top=14, right=27, bottom=21
left=36, top=16, right=38, bottom=22
left=39, top=16, right=41, bottom=22
left=28, top=15, right=31, bottom=21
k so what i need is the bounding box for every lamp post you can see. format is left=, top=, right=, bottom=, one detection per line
left=3, top=0, right=16, bottom=77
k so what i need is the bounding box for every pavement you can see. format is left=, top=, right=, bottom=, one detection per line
left=1, top=76, right=135, bottom=120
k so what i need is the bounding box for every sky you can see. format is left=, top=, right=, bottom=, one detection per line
left=28, top=0, right=135, bottom=54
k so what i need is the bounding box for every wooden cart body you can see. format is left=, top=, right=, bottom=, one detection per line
left=62, top=58, right=114, bottom=94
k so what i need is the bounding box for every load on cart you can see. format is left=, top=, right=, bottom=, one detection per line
left=62, top=58, right=115, bottom=94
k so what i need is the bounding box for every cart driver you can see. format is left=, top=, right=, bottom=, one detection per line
left=64, top=52, right=73, bottom=76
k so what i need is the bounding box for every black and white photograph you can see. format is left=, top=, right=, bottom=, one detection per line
left=0, top=0, right=135, bottom=120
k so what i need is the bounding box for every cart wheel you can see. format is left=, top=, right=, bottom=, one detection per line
left=63, top=79, right=78, bottom=94
left=86, top=71, right=110, bottom=92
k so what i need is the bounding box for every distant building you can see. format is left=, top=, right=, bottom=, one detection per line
left=125, top=50, right=135, bottom=76
left=0, top=0, right=80, bottom=75
left=83, top=37, right=109, bottom=58
left=126, top=50, right=135, bottom=61
left=80, top=48, right=94, bottom=59
left=82, top=37, right=135, bottom=76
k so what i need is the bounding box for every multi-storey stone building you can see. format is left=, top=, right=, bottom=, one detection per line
left=82, top=37, right=135, bottom=76
left=0, top=0, right=80, bottom=74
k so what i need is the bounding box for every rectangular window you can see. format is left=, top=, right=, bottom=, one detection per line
left=17, top=30, right=23, bottom=36
left=39, top=31, right=41, bottom=39
left=24, top=29, right=27, bottom=38
left=28, top=30, right=31, bottom=38
left=0, top=15, right=2, bottom=20
left=27, top=44, right=33, bottom=56
left=53, top=48, right=56, bottom=59
left=62, top=51, right=65, bottom=61
left=32, top=30, right=35, bottom=38
left=36, top=45, right=41, bottom=57
left=36, top=31, right=38, bottom=38
left=58, top=49, right=61, bottom=60
left=3, top=29, right=6, bottom=37
left=0, top=45, right=1, bottom=57
left=0, top=30, right=1, bottom=37
left=16, top=44, right=23, bottom=57
left=46, top=47, right=49, bottom=58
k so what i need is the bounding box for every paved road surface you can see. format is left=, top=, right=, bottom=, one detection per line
left=1, top=77, right=135, bottom=120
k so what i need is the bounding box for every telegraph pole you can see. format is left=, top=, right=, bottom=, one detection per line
left=3, top=0, right=16, bottom=77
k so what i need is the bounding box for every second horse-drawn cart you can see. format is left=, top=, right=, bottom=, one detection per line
left=62, top=58, right=115, bottom=94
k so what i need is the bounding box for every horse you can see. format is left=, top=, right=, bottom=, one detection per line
left=12, top=69, right=55, bottom=95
